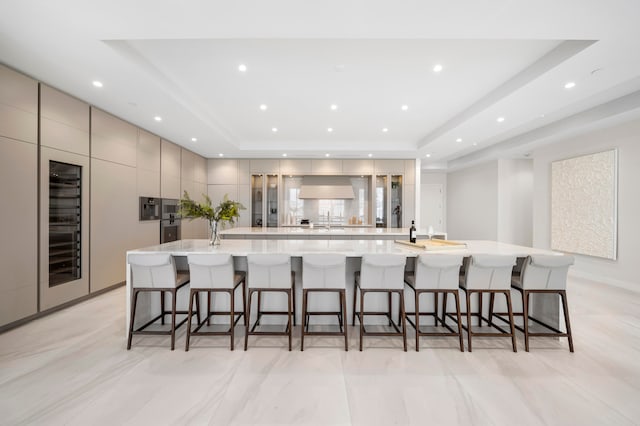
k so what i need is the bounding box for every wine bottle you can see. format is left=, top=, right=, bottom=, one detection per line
left=410, top=220, right=417, bottom=243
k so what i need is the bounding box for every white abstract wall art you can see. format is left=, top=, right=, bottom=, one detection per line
left=551, top=149, right=618, bottom=260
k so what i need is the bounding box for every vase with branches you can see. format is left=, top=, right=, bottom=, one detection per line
left=179, top=191, right=245, bottom=245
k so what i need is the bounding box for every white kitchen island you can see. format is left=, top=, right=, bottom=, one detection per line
left=219, top=226, right=447, bottom=240
left=125, top=239, right=561, bottom=334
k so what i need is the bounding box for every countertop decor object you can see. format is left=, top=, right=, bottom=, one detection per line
left=179, top=191, right=245, bottom=245
left=394, top=239, right=467, bottom=250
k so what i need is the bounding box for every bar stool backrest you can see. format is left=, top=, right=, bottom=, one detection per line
left=302, top=254, right=347, bottom=289
left=463, top=254, right=516, bottom=290
left=360, top=254, right=406, bottom=289
left=247, top=253, right=291, bottom=289
left=414, top=254, right=463, bottom=290
left=519, top=255, right=574, bottom=290
left=187, top=253, right=235, bottom=289
left=129, top=253, right=178, bottom=289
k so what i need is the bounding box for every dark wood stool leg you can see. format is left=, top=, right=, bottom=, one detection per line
left=359, top=288, right=365, bottom=351
left=400, top=290, right=407, bottom=352
left=352, top=284, right=358, bottom=326
left=414, top=289, right=420, bottom=351
left=170, top=289, right=177, bottom=351
left=127, top=289, right=140, bottom=350
left=244, top=289, right=253, bottom=351
left=291, top=281, right=296, bottom=327
left=341, top=290, right=348, bottom=351
left=287, top=289, right=293, bottom=351
left=194, top=291, right=201, bottom=325
left=505, top=291, right=517, bottom=352
left=478, top=292, right=483, bottom=326
left=301, top=289, right=308, bottom=351
left=230, top=289, right=235, bottom=351
left=242, top=280, right=248, bottom=326
left=185, top=289, right=195, bottom=352
left=523, top=290, right=530, bottom=352
left=388, top=292, right=393, bottom=326
left=561, top=290, right=574, bottom=352
left=441, top=292, right=448, bottom=326
left=160, top=291, right=165, bottom=325
left=434, top=292, right=439, bottom=326
left=207, top=292, right=212, bottom=326
left=488, top=293, right=495, bottom=326
left=466, top=290, right=473, bottom=352
left=454, top=291, right=464, bottom=352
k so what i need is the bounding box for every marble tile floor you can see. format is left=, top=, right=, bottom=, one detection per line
left=1, top=276, right=640, bottom=425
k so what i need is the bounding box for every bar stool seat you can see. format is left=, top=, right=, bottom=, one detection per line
left=244, top=254, right=295, bottom=351
left=499, top=255, right=574, bottom=352
left=353, top=254, right=407, bottom=351
left=185, top=254, right=247, bottom=351
left=459, top=254, right=517, bottom=352
left=301, top=254, right=348, bottom=351
left=127, top=253, right=191, bottom=350
left=404, top=254, right=464, bottom=351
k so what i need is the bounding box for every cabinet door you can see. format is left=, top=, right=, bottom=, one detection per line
left=40, top=147, right=90, bottom=310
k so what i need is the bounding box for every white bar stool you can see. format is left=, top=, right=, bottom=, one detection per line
left=127, top=253, right=191, bottom=350
left=244, top=254, right=295, bottom=351
left=185, top=254, right=247, bottom=351
left=404, top=254, right=464, bottom=351
left=459, top=254, right=517, bottom=352
left=353, top=254, right=408, bottom=351
left=508, top=255, right=575, bottom=352
left=301, top=254, right=348, bottom=351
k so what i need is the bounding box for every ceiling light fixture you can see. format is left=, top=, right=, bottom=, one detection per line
left=191, top=137, right=197, bottom=142
left=382, top=128, right=389, bottom=132
left=456, top=138, right=462, bottom=142
left=218, top=153, right=224, bottom=157
left=401, top=105, right=408, bottom=111
left=282, top=153, right=287, bottom=157
left=154, top=116, right=162, bottom=122
left=238, top=64, right=247, bottom=72
left=368, top=153, right=373, bottom=158
left=330, top=104, right=338, bottom=111
left=259, top=104, right=267, bottom=111
left=564, top=81, right=576, bottom=89
left=325, top=153, right=330, bottom=157
left=271, top=127, right=278, bottom=132
left=472, top=142, right=478, bottom=146
left=425, top=153, right=431, bottom=158
left=496, top=117, right=505, bottom=123
left=92, top=81, right=103, bottom=88
left=327, top=127, right=333, bottom=132
left=433, top=64, right=443, bottom=73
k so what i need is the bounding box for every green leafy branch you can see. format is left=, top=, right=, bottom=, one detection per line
left=179, top=191, right=245, bottom=224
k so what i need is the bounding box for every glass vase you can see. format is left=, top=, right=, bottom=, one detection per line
left=209, top=220, right=221, bottom=246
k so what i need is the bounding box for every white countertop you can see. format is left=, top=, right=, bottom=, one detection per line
left=127, top=239, right=558, bottom=258
left=219, top=226, right=441, bottom=237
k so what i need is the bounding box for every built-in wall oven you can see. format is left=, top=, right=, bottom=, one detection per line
left=160, top=198, right=181, bottom=243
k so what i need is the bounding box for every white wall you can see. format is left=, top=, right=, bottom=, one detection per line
left=498, top=159, right=533, bottom=246
left=446, top=161, right=499, bottom=240
left=420, top=171, right=447, bottom=232
left=533, top=118, right=640, bottom=288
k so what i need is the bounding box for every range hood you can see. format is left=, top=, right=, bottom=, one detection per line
left=298, top=176, right=355, bottom=199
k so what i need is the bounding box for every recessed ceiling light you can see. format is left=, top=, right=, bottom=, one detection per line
left=401, top=105, right=409, bottom=111
left=456, top=138, right=462, bottom=142
left=425, top=153, right=431, bottom=158
left=382, top=128, right=389, bottom=133
left=238, top=64, right=247, bottom=72
left=271, top=127, right=278, bottom=132
left=368, top=153, right=373, bottom=158
left=191, top=137, right=197, bottom=142
left=327, top=127, right=333, bottom=132
left=259, top=104, right=267, bottom=111
left=496, top=117, right=505, bottom=123
left=564, top=81, right=576, bottom=89
left=154, top=116, right=162, bottom=122
left=325, top=153, right=330, bottom=157
left=330, top=104, right=338, bottom=111
left=92, top=81, right=103, bottom=88
left=218, top=153, right=224, bottom=157
left=472, top=142, right=478, bottom=146
left=433, top=64, right=443, bottom=73
left=282, top=153, right=287, bottom=157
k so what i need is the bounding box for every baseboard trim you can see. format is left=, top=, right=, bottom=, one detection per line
left=0, top=282, right=125, bottom=334
left=569, top=270, right=639, bottom=293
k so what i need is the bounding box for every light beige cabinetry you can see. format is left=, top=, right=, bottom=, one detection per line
left=40, top=85, right=90, bottom=155
left=0, top=65, right=38, bottom=143
left=91, top=109, right=137, bottom=167
left=161, top=139, right=181, bottom=199
left=137, top=130, right=161, bottom=197
left=181, top=148, right=208, bottom=238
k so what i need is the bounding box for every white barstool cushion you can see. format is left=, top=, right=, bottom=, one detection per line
left=407, top=254, right=463, bottom=290
left=188, top=253, right=244, bottom=290
left=460, top=254, right=516, bottom=290
left=358, top=254, right=406, bottom=290
left=247, top=253, right=292, bottom=289
left=129, top=253, right=183, bottom=289
left=513, top=255, right=574, bottom=290
left=302, top=254, right=347, bottom=289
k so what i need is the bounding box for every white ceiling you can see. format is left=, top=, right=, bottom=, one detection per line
left=1, top=0, right=640, bottom=169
